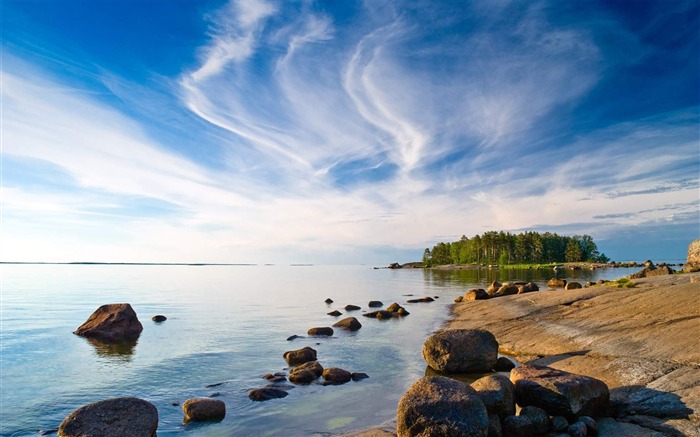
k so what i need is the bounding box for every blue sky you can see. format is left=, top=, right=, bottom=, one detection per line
left=2, top=0, right=698, bottom=264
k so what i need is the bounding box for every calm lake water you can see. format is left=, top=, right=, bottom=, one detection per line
left=0, top=264, right=638, bottom=436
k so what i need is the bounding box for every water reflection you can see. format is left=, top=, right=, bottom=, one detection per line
left=84, top=337, right=138, bottom=362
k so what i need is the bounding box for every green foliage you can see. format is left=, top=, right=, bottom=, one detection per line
left=422, top=231, right=607, bottom=267
left=611, top=277, right=636, bottom=288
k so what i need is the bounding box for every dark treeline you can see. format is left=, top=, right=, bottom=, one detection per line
left=422, top=231, right=610, bottom=267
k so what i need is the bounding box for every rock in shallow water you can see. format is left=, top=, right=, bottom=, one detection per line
left=307, top=327, right=333, bottom=336
left=248, top=388, right=288, bottom=401
left=58, top=397, right=158, bottom=437
left=333, top=317, right=362, bottom=331
left=182, top=398, right=225, bottom=423
left=73, top=303, right=143, bottom=342
left=283, top=346, right=317, bottom=366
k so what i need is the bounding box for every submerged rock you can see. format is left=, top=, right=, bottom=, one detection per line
left=248, top=388, right=288, bottom=401
left=423, top=329, right=498, bottom=373
left=325, top=298, right=334, bottom=304
left=344, top=304, right=361, bottom=311
left=327, top=310, right=342, bottom=317
left=58, top=397, right=158, bottom=437
left=406, top=297, right=434, bottom=303
left=351, top=372, right=369, bottom=381
left=368, top=300, right=383, bottom=308
left=73, top=303, right=143, bottom=342
left=307, top=327, right=333, bottom=336
left=182, top=398, right=225, bottom=423
left=397, top=376, right=488, bottom=437
left=322, top=367, right=352, bottom=385
left=151, top=315, right=167, bottom=323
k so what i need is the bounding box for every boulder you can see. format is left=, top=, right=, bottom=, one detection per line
left=73, top=304, right=143, bottom=342
left=510, top=364, right=609, bottom=419
left=517, top=282, right=539, bottom=294
left=502, top=415, right=534, bottom=437
left=58, top=397, right=157, bottom=437
left=386, top=303, right=402, bottom=312
left=567, top=421, right=587, bottom=437
left=322, top=367, right=352, bottom=385
left=492, top=284, right=519, bottom=297
left=291, top=360, right=323, bottom=378
left=151, top=315, right=167, bottom=322
left=465, top=289, right=489, bottom=301
left=487, top=281, right=503, bottom=294
left=519, top=406, right=549, bottom=434
left=368, top=301, right=383, bottom=308
left=494, top=357, right=516, bottom=372
left=289, top=369, right=318, bottom=384
left=629, top=263, right=676, bottom=279
left=283, top=346, right=317, bottom=366
left=327, top=310, right=342, bottom=317
left=248, top=387, right=288, bottom=401
left=550, top=415, right=569, bottom=432
left=333, top=317, right=362, bottom=331
left=565, top=282, right=582, bottom=290
left=487, top=413, right=502, bottom=437
left=307, top=327, right=333, bottom=336
left=547, top=278, right=567, bottom=288
left=683, top=239, right=700, bottom=272
left=397, top=376, right=489, bottom=437
left=471, top=374, right=515, bottom=419
left=182, top=398, right=226, bottom=423
left=397, top=307, right=410, bottom=316
left=422, top=329, right=498, bottom=373
left=344, top=304, right=361, bottom=311
left=376, top=310, right=395, bottom=319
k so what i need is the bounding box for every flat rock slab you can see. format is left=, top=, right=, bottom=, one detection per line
left=511, top=364, right=610, bottom=419
left=58, top=397, right=157, bottom=437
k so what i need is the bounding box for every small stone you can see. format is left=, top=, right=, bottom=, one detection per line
left=152, top=315, right=167, bottom=322
left=327, top=310, right=342, bottom=316
left=332, top=317, right=362, bottom=331
left=182, top=398, right=225, bottom=423
left=397, top=308, right=410, bottom=316
left=502, top=415, right=534, bottom=437
left=351, top=372, right=369, bottom=381
left=248, top=388, right=288, bottom=401
left=325, top=298, right=333, bottom=304
left=386, top=303, right=402, bottom=312
left=344, top=304, right=361, bottom=311
left=368, top=300, right=383, bottom=307
left=286, top=334, right=302, bottom=341
left=406, top=297, right=434, bottom=303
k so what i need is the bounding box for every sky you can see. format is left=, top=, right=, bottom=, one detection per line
left=1, top=0, right=698, bottom=264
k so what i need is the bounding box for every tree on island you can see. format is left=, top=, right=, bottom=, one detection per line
left=422, top=231, right=609, bottom=267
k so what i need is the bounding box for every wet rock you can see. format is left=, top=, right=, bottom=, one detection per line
left=289, top=369, right=318, bottom=384
left=376, top=310, right=395, bottom=319
left=248, top=388, right=288, bottom=401
left=493, top=284, right=519, bottom=297
left=471, top=374, right=515, bottom=419
left=307, top=327, right=333, bottom=336
left=423, top=329, right=498, bottom=373
left=551, top=415, right=569, bottom=432
left=567, top=421, right=587, bottom=437
left=406, top=297, right=434, bottom=303
left=151, top=315, right=167, bottom=322
left=386, top=303, right=402, bottom=312
left=325, top=298, right=334, bottom=304
left=291, top=360, right=323, bottom=378
left=511, top=364, right=609, bottom=419
left=455, top=295, right=464, bottom=303
left=517, top=282, right=539, bottom=294
left=494, top=357, right=516, bottom=372
left=264, top=376, right=287, bottom=383
left=182, top=398, right=225, bottom=423
left=368, top=300, right=383, bottom=308
left=397, top=307, right=410, bottom=316
left=333, top=317, right=362, bottom=331
left=397, top=376, right=489, bottom=437
left=283, top=346, right=317, bottom=366
left=465, top=289, right=490, bottom=300
left=58, top=397, right=158, bottom=437
left=351, top=372, right=369, bottom=381
left=519, top=406, right=549, bottom=434
left=322, top=367, right=352, bottom=385
left=286, top=334, right=302, bottom=341
left=73, top=303, right=143, bottom=342
left=502, top=415, right=534, bottom=437
left=565, top=282, right=582, bottom=290
left=345, top=304, right=361, bottom=311
left=327, top=310, right=342, bottom=317
left=547, top=278, right=567, bottom=288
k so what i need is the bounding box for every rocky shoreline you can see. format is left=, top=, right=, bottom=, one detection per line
left=346, top=268, right=700, bottom=437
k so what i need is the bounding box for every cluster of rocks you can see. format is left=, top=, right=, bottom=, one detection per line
left=454, top=281, right=539, bottom=302
left=398, top=328, right=610, bottom=437
left=628, top=260, right=676, bottom=279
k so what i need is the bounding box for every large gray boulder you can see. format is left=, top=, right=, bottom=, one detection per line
left=471, top=374, right=515, bottom=419
left=397, top=376, right=489, bottom=437
left=510, top=364, right=609, bottom=419
left=58, top=397, right=157, bottom=437
left=182, top=398, right=226, bottom=423
left=73, top=304, right=143, bottom=342
left=422, top=329, right=498, bottom=373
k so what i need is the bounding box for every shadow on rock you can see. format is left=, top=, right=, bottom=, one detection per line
left=527, top=350, right=591, bottom=367
left=612, top=385, right=694, bottom=437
